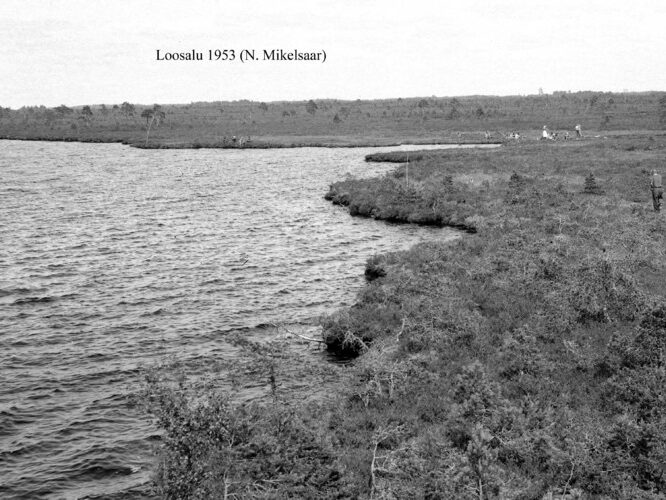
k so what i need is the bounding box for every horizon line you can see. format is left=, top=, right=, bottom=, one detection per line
left=4, top=89, right=664, bottom=111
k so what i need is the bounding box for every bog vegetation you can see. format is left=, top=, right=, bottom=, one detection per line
left=1, top=91, right=665, bottom=147
left=139, top=130, right=666, bottom=498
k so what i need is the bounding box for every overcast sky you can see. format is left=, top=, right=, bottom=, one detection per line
left=1, top=0, right=664, bottom=108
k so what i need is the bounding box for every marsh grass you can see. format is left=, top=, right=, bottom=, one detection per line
left=318, top=135, right=666, bottom=498
left=143, top=133, right=666, bottom=497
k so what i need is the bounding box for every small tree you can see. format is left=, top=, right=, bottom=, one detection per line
left=140, top=108, right=153, bottom=127
left=583, top=173, right=603, bottom=194
left=143, top=104, right=166, bottom=145
left=120, top=101, right=135, bottom=119
left=80, top=105, right=93, bottom=126
left=305, top=99, right=318, bottom=116
left=54, top=105, right=73, bottom=117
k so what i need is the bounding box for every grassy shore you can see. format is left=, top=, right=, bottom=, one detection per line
left=319, top=134, right=666, bottom=497
left=143, top=132, right=666, bottom=499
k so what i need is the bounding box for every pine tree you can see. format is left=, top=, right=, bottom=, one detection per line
left=583, top=172, right=603, bottom=194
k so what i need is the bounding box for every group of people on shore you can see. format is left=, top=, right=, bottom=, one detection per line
left=541, top=124, right=583, bottom=141
left=484, top=125, right=583, bottom=142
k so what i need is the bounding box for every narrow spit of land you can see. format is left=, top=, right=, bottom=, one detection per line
left=145, top=131, right=666, bottom=499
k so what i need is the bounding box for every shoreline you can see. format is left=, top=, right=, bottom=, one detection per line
left=0, top=134, right=502, bottom=150
left=324, top=186, right=478, bottom=234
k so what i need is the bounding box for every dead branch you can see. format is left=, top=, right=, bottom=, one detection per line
left=271, top=323, right=325, bottom=343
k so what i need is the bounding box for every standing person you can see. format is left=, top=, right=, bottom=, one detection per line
left=575, top=124, right=583, bottom=138
left=650, top=170, right=663, bottom=211
left=542, top=126, right=549, bottom=140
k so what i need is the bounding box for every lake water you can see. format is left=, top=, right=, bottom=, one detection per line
left=0, top=141, right=469, bottom=499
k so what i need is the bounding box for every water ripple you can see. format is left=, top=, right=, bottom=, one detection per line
left=0, top=140, right=462, bottom=498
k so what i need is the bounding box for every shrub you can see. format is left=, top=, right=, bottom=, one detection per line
left=364, top=255, right=387, bottom=281
left=143, top=366, right=345, bottom=499
left=583, top=173, right=604, bottom=194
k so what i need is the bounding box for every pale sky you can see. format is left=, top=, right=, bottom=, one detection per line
left=1, top=0, right=664, bottom=108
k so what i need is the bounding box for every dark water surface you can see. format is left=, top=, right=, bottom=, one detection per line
left=0, top=141, right=466, bottom=499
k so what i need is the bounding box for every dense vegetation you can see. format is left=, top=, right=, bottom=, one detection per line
left=141, top=131, right=666, bottom=498
left=1, top=91, right=665, bottom=148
